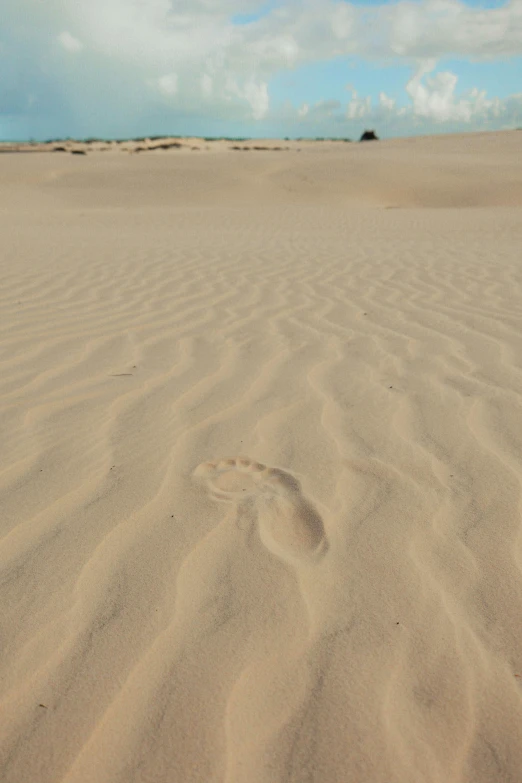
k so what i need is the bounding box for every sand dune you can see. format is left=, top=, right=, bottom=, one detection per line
left=1, top=130, right=522, bottom=782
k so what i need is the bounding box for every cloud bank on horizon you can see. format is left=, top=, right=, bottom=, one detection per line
left=1, top=0, right=521, bottom=140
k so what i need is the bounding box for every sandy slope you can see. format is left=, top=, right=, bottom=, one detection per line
left=1, top=131, right=522, bottom=782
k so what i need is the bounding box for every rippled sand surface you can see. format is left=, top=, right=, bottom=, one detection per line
left=2, top=131, right=522, bottom=782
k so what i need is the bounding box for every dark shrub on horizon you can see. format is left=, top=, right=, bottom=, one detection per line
left=360, top=129, right=379, bottom=141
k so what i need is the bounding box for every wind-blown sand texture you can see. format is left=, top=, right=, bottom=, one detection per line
left=2, top=130, right=522, bottom=783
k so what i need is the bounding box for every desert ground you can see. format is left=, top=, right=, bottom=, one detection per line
left=1, top=130, right=522, bottom=782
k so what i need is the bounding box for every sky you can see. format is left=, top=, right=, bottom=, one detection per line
left=1, top=0, right=521, bottom=140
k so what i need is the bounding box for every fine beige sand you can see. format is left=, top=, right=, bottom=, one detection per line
left=2, top=130, right=522, bottom=782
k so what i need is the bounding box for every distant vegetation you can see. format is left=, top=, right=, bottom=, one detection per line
left=313, top=137, right=352, bottom=141
left=44, top=138, right=71, bottom=144
left=130, top=135, right=183, bottom=141
left=292, top=137, right=351, bottom=142
left=230, top=145, right=288, bottom=151
left=13, top=133, right=369, bottom=150
left=153, top=142, right=183, bottom=149
left=203, top=137, right=249, bottom=142
left=37, top=134, right=358, bottom=146
left=359, top=129, right=379, bottom=141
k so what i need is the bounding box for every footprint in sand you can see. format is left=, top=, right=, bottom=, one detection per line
left=193, top=457, right=327, bottom=566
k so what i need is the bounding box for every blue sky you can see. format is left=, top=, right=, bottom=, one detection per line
left=1, top=0, right=521, bottom=140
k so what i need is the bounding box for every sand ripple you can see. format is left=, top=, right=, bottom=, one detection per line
left=1, top=136, right=522, bottom=782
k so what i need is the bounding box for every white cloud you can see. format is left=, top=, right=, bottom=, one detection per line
left=245, top=33, right=300, bottom=68
left=310, top=99, right=342, bottom=116
left=379, top=92, right=396, bottom=112
left=405, top=60, right=502, bottom=122
left=157, top=73, right=179, bottom=95
left=2, top=0, right=522, bottom=138
left=244, top=79, right=270, bottom=120
left=331, top=3, right=355, bottom=40
left=58, top=31, right=83, bottom=53
left=63, top=0, right=522, bottom=87
left=224, top=76, right=270, bottom=119
left=201, top=73, right=213, bottom=96
left=292, top=61, right=515, bottom=135
left=346, top=90, right=372, bottom=119
left=377, top=0, right=522, bottom=60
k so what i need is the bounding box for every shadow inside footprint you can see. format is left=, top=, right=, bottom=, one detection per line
left=194, top=457, right=327, bottom=566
